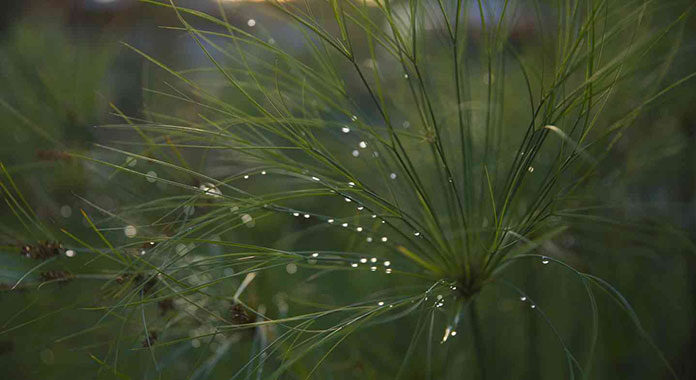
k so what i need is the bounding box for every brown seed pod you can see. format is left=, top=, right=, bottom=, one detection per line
left=115, top=274, right=129, bottom=284
left=39, top=270, right=74, bottom=282
left=157, top=298, right=175, bottom=316
left=36, top=149, right=71, bottom=162
left=136, top=241, right=157, bottom=256
left=229, top=303, right=253, bottom=325
left=133, top=274, right=158, bottom=294
left=20, top=241, right=64, bottom=260
left=142, top=331, right=158, bottom=347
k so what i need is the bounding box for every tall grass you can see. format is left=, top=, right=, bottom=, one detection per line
left=3, top=0, right=696, bottom=378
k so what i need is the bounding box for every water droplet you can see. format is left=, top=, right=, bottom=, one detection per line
left=125, top=157, right=137, bottom=167
left=285, top=263, right=297, bottom=274
left=65, top=249, right=76, bottom=258
left=124, top=225, right=137, bottom=238
left=389, top=173, right=397, bottom=179
left=311, top=252, right=319, bottom=258
left=414, top=232, right=420, bottom=236
left=344, top=198, right=351, bottom=202
left=356, top=227, right=363, bottom=232
left=377, top=301, right=384, bottom=306
left=360, top=258, right=367, bottom=263
left=370, top=257, right=377, bottom=263
left=247, top=19, right=256, bottom=27
left=530, top=304, right=536, bottom=309
left=366, top=237, right=373, bottom=242
left=312, top=176, right=320, bottom=181
left=450, top=330, right=457, bottom=336
left=351, top=263, right=359, bottom=268
left=241, top=214, right=254, bottom=227
left=436, top=294, right=443, bottom=300
left=381, top=237, right=388, bottom=242
left=359, top=141, right=367, bottom=148
left=520, top=296, right=527, bottom=301
left=199, top=182, right=222, bottom=198
left=261, top=170, right=267, bottom=175
left=348, top=181, right=355, bottom=187
left=351, top=115, right=358, bottom=122
left=373, top=151, right=379, bottom=157
left=383, top=261, right=390, bottom=266
left=60, top=205, right=72, bottom=218
left=244, top=175, right=249, bottom=179
left=146, top=171, right=157, bottom=183
left=352, top=150, right=360, bottom=157
left=293, top=212, right=300, bottom=217
left=342, top=126, right=350, bottom=133
left=385, top=268, right=392, bottom=274
left=442, top=326, right=452, bottom=343
left=342, top=222, right=348, bottom=227
left=268, top=37, right=275, bottom=44
left=303, top=214, right=310, bottom=219
left=403, top=73, right=409, bottom=78
left=402, top=121, right=410, bottom=128
left=542, top=257, right=549, bottom=264
left=371, top=214, right=377, bottom=218
left=328, top=219, right=334, bottom=223
left=370, top=266, right=377, bottom=271
left=528, top=166, right=534, bottom=173
left=357, top=206, right=364, bottom=211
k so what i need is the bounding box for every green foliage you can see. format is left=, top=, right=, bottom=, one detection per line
left=2, top=0, right=696, bottom=379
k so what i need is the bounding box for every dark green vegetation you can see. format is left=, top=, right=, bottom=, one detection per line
left=1, top=0, right=696, bottom=379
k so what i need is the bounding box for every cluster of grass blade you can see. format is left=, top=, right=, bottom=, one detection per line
left=3, top=0, right=696, bottom=378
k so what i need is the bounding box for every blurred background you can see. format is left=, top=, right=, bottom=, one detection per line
left=1, top=0, right=695, bottom=379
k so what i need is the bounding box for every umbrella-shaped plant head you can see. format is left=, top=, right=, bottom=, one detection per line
left=3, top=0, right=695, bottom=378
